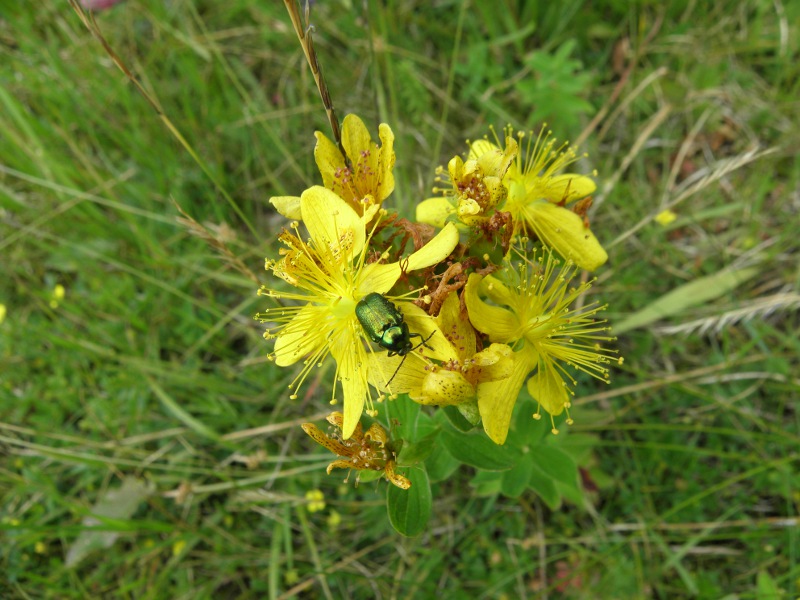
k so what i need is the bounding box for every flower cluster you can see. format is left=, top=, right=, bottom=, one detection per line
left=418, top=126, right=607, bottom=270
left=257, top=115, right=620, bottom=487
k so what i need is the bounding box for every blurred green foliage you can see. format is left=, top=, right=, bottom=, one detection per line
left=2, top=0, right=799, bottom=597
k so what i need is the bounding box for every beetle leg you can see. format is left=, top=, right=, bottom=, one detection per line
left=409, top=330, right=435, bottom=352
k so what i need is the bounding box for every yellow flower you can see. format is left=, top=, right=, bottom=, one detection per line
left=257, top=186, right=458, bottom=439
left=270, top=114, right=396, bottom=220
left=655, top=209, right=677, bottom=226
left=464, top=246, right=619, bottom=444
left=50, top=284, right=65, bottom=309
left=367, top=292, right=514, bottom=423
left=499, top=127, right=606, bottom=270
left=302, top=412, right=411, bottom=490
left=449, top=128, right=606, bottom=270
left=416, top=136, right=517, bottom=228
left=172, top=539, right=187, bottom=557
left=304, top=489, right=326, bottom=512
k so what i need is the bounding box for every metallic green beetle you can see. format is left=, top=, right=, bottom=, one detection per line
left=355, top=293, right=431, bottom=357
left=356, top=293, right=434, bottom=387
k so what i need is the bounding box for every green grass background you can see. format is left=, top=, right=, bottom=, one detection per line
left=2, top=0, right=799, bottom=597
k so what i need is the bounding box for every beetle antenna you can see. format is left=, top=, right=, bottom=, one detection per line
left=385, top=355, right=406, bottom=389
left=385, top=331, right=435, bottom=389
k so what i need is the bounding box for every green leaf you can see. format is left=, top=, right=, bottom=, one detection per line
left=557, top=433, right=600, bottom=466
left=415, top=411, right=437, bottom=437
left=442, top=405, right=477, bottom=432
left=470, top=470, right=504, bottom=497
left=501, top=452, right=534, bottom=498
left=387, top=467, right=432, bottom=537
left=396, top=429, right=439, bottom=466
left=528, top=463, right=561, bottom=509
left=507, top=399, right=548, bottom=447
left=357, top=470, right=383, bottom=484
left=555, top=480, right=586, bottom=506
left=614, top=266, right=759, bottom=334
left=425, top=443, right=461, bottom=483
left=536, top=446, right=580, bottom=488
left=455, top=400, right=481, bottom=426
left=389, top=395, right=421, bottom=439
left=440, top=427, right=515, bottom=471
left=756, top=570, right=782, bottom=599
left=515, top=40, right=595, bottom=133
left=145, top=375, right=222, bottom=443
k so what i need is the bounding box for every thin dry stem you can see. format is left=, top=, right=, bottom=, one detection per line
left=67, top=0, right=258, bottom=238
left=595, top=103, right=673, bottom=212
left=284, top=0, right=344, bottom=157
left=172, top=199, right=261, bottom=285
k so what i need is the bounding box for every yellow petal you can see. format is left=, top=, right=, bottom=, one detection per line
left=314, top=131, right=346, bottom=191
left=464, top=274, right=521, bottom=343
left=341, top=114, right=372, bottom=167
left=356, top=223, right=459, bottom=295
left=326, top=459, right=357, bottom=474
left=367, top=351, right=426, bottom=393
left=415, top=369, right=474, bottom=406
left=301, top=186, right=365, bottom=262
left=302, top=422, right=350, bottom=455
left=356, top=262, right=402, bottom=296
left=473, top=343, right=514, bottom=381
left=330, top=334, right=369, bottom=439
left=527, top=202, right=608, bottom=271
left=384, top=462, right=412, bottom=490
left=397, top=302, right=454, bottom=361
left=434, top=292, right=476, bottom=361
left=478, top=275, right=515, bottom=307
left=269, top=196, right=302, bottom=220
left=476, top=345, right=537, bottom=444
left=457, top=197, right=483, bottom=222
left=526, top=366, right=568, bottom=416
left=447, top=155, right=465, bottom=181
left=417, top=197, right=454, bottom=228
left=469, top=139, right=498, bottom=159
left=484, top=176, right=508, bottom=206
left=476, top=137, right=517, bottom=177
left=405, top=222, right=459, bottom=271
left=542, top=174, right=596, bottom=203
left=362, top=203, right=381, bottom=224
left=363, top=422, right=389, bottom=445
left=376, top=123, right=396, bottom=201
left=273, top=305, right=325, bottom=366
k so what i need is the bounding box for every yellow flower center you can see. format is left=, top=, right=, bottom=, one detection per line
left=524, top=312, right=555, bottom=340
left=330, top=296, right=357, bottom=319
